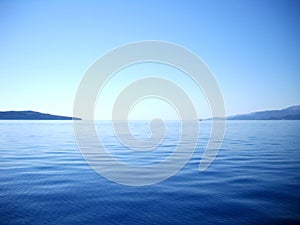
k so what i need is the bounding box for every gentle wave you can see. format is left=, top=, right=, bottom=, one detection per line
left=1, top=121, right=300, bottom=224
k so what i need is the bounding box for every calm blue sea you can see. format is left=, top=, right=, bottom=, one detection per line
left=1, top=121, right=300, bottom=225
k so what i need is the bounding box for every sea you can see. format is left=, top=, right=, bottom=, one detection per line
left=1, top=120, right=300, bottom=224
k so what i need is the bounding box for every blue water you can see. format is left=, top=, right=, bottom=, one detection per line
left=1, top=121, right=300, bottom=224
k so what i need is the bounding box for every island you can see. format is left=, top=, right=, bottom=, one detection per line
left=227, top=105, right=300, bottom=120
left=0, top=111, right=81, bottom=120
left=202, top=105, right=300, bottom=120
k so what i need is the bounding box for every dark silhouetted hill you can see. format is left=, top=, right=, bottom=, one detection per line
left=0, top=111, right=81, bottom=120
left=227, top=105, right=300, bottom=120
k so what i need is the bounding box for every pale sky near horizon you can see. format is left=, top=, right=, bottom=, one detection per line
left=1, top=0, right=299, bottom=119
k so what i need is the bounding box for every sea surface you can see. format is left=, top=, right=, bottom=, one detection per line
left=1, top=120, right=300, bottom=224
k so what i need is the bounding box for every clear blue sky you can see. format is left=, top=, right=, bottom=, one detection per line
left=1, top=0, right=299, bottom=119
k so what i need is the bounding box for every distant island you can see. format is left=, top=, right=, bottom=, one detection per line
left=0, top=111, right=81, bottom=120
left=204, top=105, right=300, bottom=120
left=202, top=105, right=300, bottom=120
left=227, top=105, right=300, bottom=120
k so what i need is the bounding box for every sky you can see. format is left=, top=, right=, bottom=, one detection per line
left=1, top=0, right=300, bottom=119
